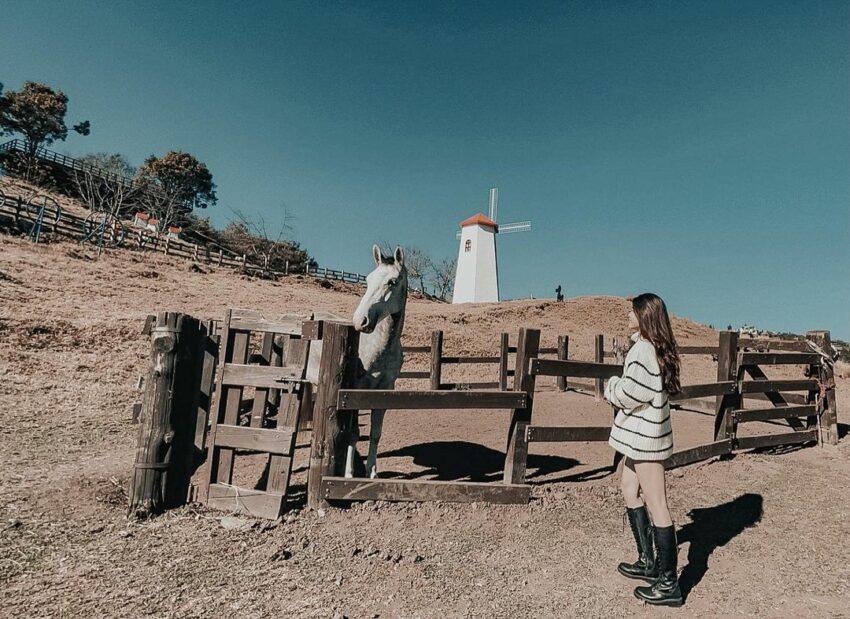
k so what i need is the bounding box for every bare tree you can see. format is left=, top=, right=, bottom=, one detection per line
left=72, top=165, right=139, bottom=218
left=430, top=257, right=456, bottom=301
left=403, top=246, right=431, bottom=293
left=223, top=206, right=305, bottom=276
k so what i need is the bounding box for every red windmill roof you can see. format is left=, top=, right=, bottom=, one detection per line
left=459, top=212, right=498, bottom=230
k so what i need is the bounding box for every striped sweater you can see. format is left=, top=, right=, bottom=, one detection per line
left=604, top=332, right=673, bottom=461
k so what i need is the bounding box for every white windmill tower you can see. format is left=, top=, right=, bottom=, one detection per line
left=452, top=188, right=532, bottom=303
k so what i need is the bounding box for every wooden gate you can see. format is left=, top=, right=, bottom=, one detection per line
left=204, top=309, right=317, bottom=519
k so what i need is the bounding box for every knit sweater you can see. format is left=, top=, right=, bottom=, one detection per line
left=604, top=332, right=673, bottom=461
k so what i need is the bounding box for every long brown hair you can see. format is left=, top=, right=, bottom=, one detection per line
left=632, top=293, right=681, bottom=394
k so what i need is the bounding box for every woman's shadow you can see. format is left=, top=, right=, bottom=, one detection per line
left=677, top=493, right=763, bottom=599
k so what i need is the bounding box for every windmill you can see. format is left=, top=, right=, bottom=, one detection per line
left=452, top=188, right=532, bottom=303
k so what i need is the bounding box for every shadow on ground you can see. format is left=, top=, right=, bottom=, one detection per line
left=380, top=441, right=579, bottom=483
left=677, top=492, right=764, bottom=599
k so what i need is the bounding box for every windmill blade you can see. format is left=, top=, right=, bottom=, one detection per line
left=489, top=187, right=498, bottom=222
left=456, top=231, right=462, bottom=240
left=498, top=220, right=531, bottom=234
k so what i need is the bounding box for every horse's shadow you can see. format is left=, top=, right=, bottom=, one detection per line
left=677, top=493, right=764, bottom=599
left=379, top=441, right=579, bottom=483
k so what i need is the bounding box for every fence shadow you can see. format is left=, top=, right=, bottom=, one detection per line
left=379, top=441, right=579, bottom=483
left=677, top=493, right=763, bottom=599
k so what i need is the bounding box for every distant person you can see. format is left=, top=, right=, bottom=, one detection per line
left=603, top=293, right=683, bottom=607
left=555, top=285, right=564, bottom=302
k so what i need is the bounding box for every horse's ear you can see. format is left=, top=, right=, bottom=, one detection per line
left=372, top=244, right=382, bottom=266
left=394, top=246, right=404, bottom=266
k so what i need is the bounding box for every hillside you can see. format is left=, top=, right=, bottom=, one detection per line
left=1, top=233, right=847, bottom=618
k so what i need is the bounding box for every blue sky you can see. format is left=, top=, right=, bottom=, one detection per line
left=2, top=1, right=848, bottom=338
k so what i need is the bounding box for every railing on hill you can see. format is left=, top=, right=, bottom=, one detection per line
left=0, top=190, right=383, bottom=288
left=0, top=139, right=136, bottom=188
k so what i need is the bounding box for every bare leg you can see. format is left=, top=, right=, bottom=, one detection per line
left=365, top=409, right=385, bottom=479
left=620, top=457, right=644, bottom=509
left=633, top=460, right=672, bottom=527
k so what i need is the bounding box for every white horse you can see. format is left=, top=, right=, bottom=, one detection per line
left=306, top=244, right=407, bottom=478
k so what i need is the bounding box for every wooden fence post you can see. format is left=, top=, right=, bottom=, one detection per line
left=307, top=322, right=360, bottom=510
left=430, top=330, right=443, bottom=390
left=128, top=312, right=207, bottom=517
left=499, top=333, right=510, bottom=391
left=594, top=334, right=604, bottom=400
left=557, top=335, right=569, bottom=392
left=715, top=330, right=740, bottom=442
left=503, top=328, right=541, bottom=485
left=807, top=330, right=839, bottom=445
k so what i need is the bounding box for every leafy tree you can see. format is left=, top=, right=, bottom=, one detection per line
left=134, top=151, right=217, bottom=231
left=0, top=81, right=90, bottom=181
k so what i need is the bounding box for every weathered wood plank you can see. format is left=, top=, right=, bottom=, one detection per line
left=594, top=334, right=604, bottom=401
left=499, top=333, right=510, bottom=391
left=739, top=379, right=818, bottom=393
left=397, top=370, right=431, bottom=379
left=526, top=426, right=611, bottom=442
left=531, top=358, right=623, bottom=379
left=743, top=392, right=808, bottom=405
left=402, top=345, right=432, bottom=353
left=678, top=346, right=718, bottom=355
left=213, top=425, right=295, bottom=455
left=732, top=405, right=817, bottom=423
left=808, top=330, right=839, bottom=445
left=308, top=323, right=359, bottom=510
left=741, top=365, right=806, bottom=431
left=715, top=331, right=740, bottom=442
left=503, top=328, right=540, bottom=485
left=229, top=309, right=304, bottom=335
left=671, top=381, right=737, bottom=401
left=557, top=335, right=568, bottom=392
left=441, top=356, right=501, bottom=364
left=207, top=483, right=284, bottom=519
left=734, top=429, right=818, bottom=450
left=665, top=440, right=732, bottom=469
left=738, top=338, right=811, bottom=352
left=441, top=381, right=500, bottom=390
left=337, top=389, right=526, bottom=410
left=210, top=319, right=249, bottom=486
left=321, top=477, right=531, bottom=504
left=221, top=363, right=305, bottom=388
left=738, top=352, right=820, bottom=366
left=249, top=332, right=275, bottom=428
left=430, top=330, right=443, bottom=391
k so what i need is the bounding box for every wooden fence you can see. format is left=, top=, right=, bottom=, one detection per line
left=0, top=190, right=370, bottom=285
left=132, top=310, right=838, bottom=516
left=507, top=328, right=837, bottom=483
left=400, top=331, right=628, bottom=396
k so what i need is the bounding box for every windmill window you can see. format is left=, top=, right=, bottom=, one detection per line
left=464, top=239, right=472, bottom=252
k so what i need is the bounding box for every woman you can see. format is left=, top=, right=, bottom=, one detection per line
left=604, top=293, right=683, bottom=607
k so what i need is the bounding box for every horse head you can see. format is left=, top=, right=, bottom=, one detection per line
left=353, top=244, right=408, bottom=333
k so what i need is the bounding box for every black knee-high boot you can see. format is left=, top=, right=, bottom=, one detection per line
left=634, top=525, right=683, bottom=607
left=618, top=506, right=657, bottom=582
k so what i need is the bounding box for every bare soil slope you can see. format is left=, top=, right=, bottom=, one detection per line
left=1, top=234, right=847, bottom=619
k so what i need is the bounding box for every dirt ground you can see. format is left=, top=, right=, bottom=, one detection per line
left=1, top=231, right=848, bottom=619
